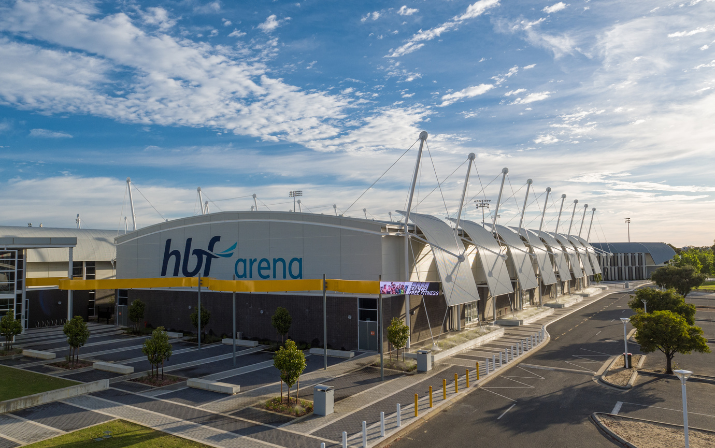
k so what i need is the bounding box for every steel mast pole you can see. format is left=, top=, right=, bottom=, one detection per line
left=578, top=204, right=588, bottom=237
left=403, top=131, right=428, bottom=349
left=517, top=179, right=532, bottom=234
left=323, top=274, right=328, bottom=370
left=127, top=178, right=137, bottom=231
left=252, top=194, right=257, bottom=211
left=586, top=208, right=596, bottom=242
left=197, top=187, right=205, bottom=215
left=539, top=187, right=551, bottom=231
left=491, top=168, right=509, bottom=321
left=232, top=274, right=236, bottom=366
left=567, top=199, right=578, bottom=235
left=554, top=194, right=566, bottom=233
left=454, top=153, right=476, bottom=233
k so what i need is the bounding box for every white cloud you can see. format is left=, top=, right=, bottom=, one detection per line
left=543, top=2, right=568, bottom=14
left=439, top=84, right=494, bottom=106
left=534, top=134, right=559, bottom=144
left=492, top=65, right=518, bottom=85
left=140, top=7, right=176, bottom=31
left=668, top=26, right=711, bottom=38
left=402, top=92, right=415, bottom=98
left=398, top=6, right=419, bottom=16
left=29, top=129, right=72, bottom=138
left=228, top=29, right=246, bottom=38
left=497, top=17, right=577, bottom=58
left=258, top=15, right=290, bottom=33
left=306, top=60, right=317, bottom=69
left=193, top=1, right=221, bottom=14
left=523, top=64, right=536, bottom=69
left=694, top=60, right=715, bottom=69
left=387, top=0, right=499, bottom=57
left=222, top=18, right=231, bottom=26
left=504, top=88, right=526, bottom=96
left=510, top=91, right=551, bottom=104
left=361, top=11, right=381, bottom=22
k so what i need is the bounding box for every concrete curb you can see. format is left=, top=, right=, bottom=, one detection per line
left=591, top=412, right=715, bottom=447
left=0, top=379, right=109, bottom=414
left=431, top=327, right=505, bottom=363
left=597, top=355, right=646, bottom=390
left=637, top=370, right=715, bottom=385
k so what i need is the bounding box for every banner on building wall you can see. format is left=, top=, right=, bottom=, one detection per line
left=379, top=281, right=440, bottom=296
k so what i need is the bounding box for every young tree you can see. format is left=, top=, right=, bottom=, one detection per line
left=628, top=288, right=696, bottom=324
left=271, top=307, right=292, bottom=345
left=190, top=306, right=211, bottom=338
left=387, top=317, right=409, bottom=361
left=63, top=316, right=90, bottom=366
left=273, top=339, right=306, bottom=404
left=128, top=299, right=145, bottom=332
left=630, top=310, right=710, bottom=374
left=651, top=265, right=706, bottom=297
left=0, top=313, right=22, bottom=351
left=671, top=249, right=704, bottom=273
left=142, top=326, right=173, bottom=379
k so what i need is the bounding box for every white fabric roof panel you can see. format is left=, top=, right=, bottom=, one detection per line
left=398, top=211, right=480, bottom=306
left=490, top=224, right=539, bottom=290
left=550, top=233, right=584, bottom=279
left=572, top=235, right=603, bottom=275
left=450, top=219, right=513, bottom=297
left=0, top=226, right=116, bottom=263
left=530, top=229, right=572, bottom=281
left=566, top=235, right=594, bottom=276
left=511, top=227, right=558, bottom=286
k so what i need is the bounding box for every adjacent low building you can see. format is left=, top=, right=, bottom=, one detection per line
left=591, top=242, right=675, bottom=281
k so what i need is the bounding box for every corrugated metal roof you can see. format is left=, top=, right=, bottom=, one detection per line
left=399, top=211, right=480, bottom=306
left=0, top=226, right=116, bottom=262
left=590, top=242, right=675, bottom=265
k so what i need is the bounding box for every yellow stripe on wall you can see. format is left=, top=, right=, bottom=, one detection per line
left=26, top=277, right=65, bottom=287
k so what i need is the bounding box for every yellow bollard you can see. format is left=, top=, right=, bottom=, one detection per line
left=414, top=393, right=418, bottom=417
left=476, top=362, right=480, bottom=380
left=466, top=369, right=470, bottom=388
left=455, top=373, right=459, bottom=393
left=443, top=379, right=446, bottom=400
left=429, top=386, right=433, bottom=408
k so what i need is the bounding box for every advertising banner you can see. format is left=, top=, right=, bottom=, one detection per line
left=379, top=281, right=440, bottom=296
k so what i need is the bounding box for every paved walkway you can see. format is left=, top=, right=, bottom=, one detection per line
left=0, top=283, right=644, bottom=448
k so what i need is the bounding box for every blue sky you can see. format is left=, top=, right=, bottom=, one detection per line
left=1, top=0, right=714, bottom=246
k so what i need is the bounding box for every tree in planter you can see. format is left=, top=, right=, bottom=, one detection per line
left=594, top=273, right=602, bottom=284
left=271, top=307, right=292, bottom=345
left=190, top=306, right=211, bottom=339
left=273, top=339, right=307, bottom=405
left=0, top=313, right=22, bottom=352
left=128, top=299, right=145, bottom=333
left=63, top=316, right=90, bottom=366
left=628, top=288, right=696, bottom=324
left=387, top=317, right=409, bottom=362
left=142, top=326, right=173, bottom=379
left=630, top=310, right=710, bottom=374
left=651, top=265, right=706, bottom=297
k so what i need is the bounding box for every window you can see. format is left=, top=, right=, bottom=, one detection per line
left=465, top=301, right=479, bottom=325
left=117, top=289, right=128, bottom=306
left=72, top=261, right=83, bottom=279
left=358, top=298, right=378, bottom=322
left=85, top=262, right=96, bottom=280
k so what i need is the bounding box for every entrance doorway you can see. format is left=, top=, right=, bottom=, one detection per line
left=358, top=298, right=378, bottom=351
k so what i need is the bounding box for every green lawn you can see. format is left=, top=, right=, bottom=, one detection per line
left=0, top=365, right=80, bottom=402
left=26, top=420, right=211, bottom=448
left=697, top=280, right=715, bottom=290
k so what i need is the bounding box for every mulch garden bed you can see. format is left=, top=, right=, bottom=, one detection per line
left=129, top=374, right=185, bottom=387
left=48, top=360, right=94, bottom=370
left=372, top=358, right=417, bottom=373
left=258, top=396, right=313, bottom=417
left=0, top=348, right=22, bottom=357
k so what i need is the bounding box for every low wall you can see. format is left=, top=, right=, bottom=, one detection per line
left=0, top=379, right=109, bottom=414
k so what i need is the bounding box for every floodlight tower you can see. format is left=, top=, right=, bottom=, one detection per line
left=475, top=199, right=491, bottom=226
left=625, top=217, right=631, bottom=242
left=289, top=191, right=302, bottom=212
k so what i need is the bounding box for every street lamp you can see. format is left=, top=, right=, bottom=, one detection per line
left=625, top=217, right=631, bottom=242
left=642, top=298, right=647, bottom=314
left=674, top=369, right=693, bottom=448
left=620, top=317, right=630, bottom=368
left=289, top=191, right=302, bottom=212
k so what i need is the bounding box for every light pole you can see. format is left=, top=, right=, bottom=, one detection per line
left=289, top=191, right=302, bottom=212
left=642, top=299, right=647, bottom=314
left=620, top=317, right=630, bottom=368
left=625, top=217, right=631, bottom=242
left=475, top=199, right=490, bottom=226
left=674, top=369, right=693, bottom=448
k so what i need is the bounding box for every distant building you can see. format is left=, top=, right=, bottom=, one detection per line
left=591, top=242, right=675, bottom=281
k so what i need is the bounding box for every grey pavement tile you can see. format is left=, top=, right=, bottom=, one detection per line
left=230, top=407, right=295, bottom=426
left=0, top=436, right=19, bottom=448
left=112, top=381, right=154, bottom=393
left=62, top=369, right=122, bottom=383
left=161, top=387, right=227, bottom=406
left=169, top=352, right=274, bottom=379
left=12, top=402, right=113, bottom=433
left=323, top=367, right=402, bottom=402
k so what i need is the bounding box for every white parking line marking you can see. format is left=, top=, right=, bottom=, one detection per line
left=498, top=404, right=516, bottom=420
left=595, top=331, right=601, bottom=336
left=622, top=402, right=715, bottom=419
left=611, top=401, right=623, bottom=415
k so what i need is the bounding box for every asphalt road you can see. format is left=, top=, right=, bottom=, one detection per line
left=390, top=291, right=715, bottom=448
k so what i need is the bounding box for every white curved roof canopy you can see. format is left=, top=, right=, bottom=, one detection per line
left=398, top=211, right=480, bottom=306
left=490, top=224, right=539, bottom=290
left=530, top=229, right=571, bottom=282
left=449, top=218, right=513, bottom=297
left=511, top=227, right=558, bottom=286
left=550, top=233, right=584, bottom=279
left=566, top=235, right=594, bottom=276
left=571, top=235, right=602, bottom=275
